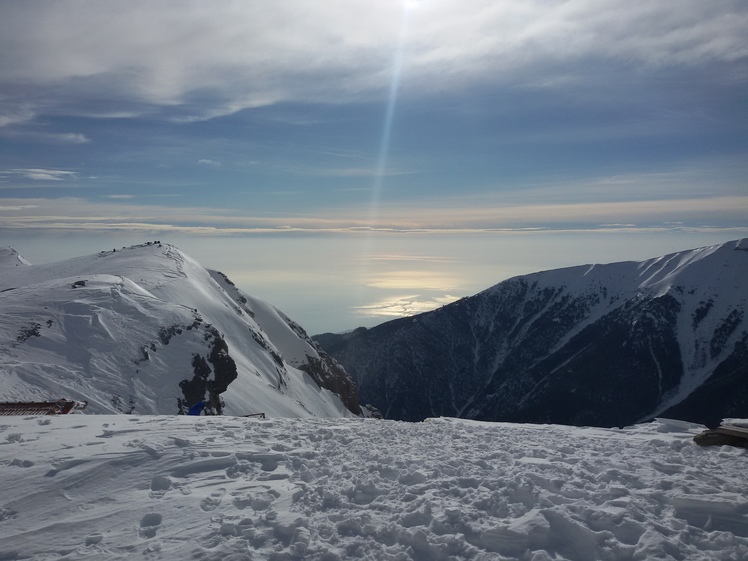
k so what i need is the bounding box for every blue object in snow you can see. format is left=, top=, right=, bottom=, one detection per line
left=188, top=401, right=206, bottom=416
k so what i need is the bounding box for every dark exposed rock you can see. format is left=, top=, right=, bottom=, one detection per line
left=710, top=308, right=743, bottom=359
left=298, top=351, right=360, bottom=414
left=692, top=299, right=714, bottom=330
left=111, top=394, right=136, bottom=414
left=463, top=294, right=684, bottom=427
left=282, top=317, right=361, bottom=415
left=158, top=324, right=183, bottom=345
left=250, top=329, right=284, bottom=367
left=16, top=323, right=41, bottom=344
left=207, top=327, right=239, bottom=411
left=661, top=332, right=748, bottom=427
left=178, top=326, right=238, bottom=415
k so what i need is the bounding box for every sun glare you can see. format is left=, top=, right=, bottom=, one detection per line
left=355, top=293, right=460, bottom=319
left=403, top=0, right=425, bottom=11
left=357, top=2, right=413, bottom=300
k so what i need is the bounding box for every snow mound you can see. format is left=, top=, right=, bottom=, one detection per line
left=0, top=415, right=746, bottom=560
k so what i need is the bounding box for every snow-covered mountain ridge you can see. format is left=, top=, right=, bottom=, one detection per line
left=316, top=239, right=748, bottom=427
left=0, top=242, right=360, bottom=417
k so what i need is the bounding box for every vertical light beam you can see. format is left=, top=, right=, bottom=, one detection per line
left=358, top=5, right=411, bottom=289
left=370, top=8, right=409, bottom=221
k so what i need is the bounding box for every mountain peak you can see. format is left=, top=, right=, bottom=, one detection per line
left=0, top=241, right=360, bottom=418
left=319, top=239, right=748, bottom=427
left=0, top=247, right=31, bottom=267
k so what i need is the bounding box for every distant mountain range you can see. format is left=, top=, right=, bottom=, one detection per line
left=315, top=239, right=748, bottom=427
left=0, top=242, right=360, bottom=417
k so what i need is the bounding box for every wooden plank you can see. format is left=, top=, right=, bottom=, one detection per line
left=694, top=425, right=748, bottom=448
left=0, top=399, right=87, bottom=416
left=714, top=425, right=748, bottom=439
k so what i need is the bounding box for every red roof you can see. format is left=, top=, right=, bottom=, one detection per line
left=0, top=399, right=88, bottom=416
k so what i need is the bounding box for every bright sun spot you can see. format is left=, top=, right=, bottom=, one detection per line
left=355, top=293, right=460, bottom=318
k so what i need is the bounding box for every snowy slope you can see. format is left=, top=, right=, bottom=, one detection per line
left=317, top=239, right=748, bottom=426
left=0, top=415, right=746, bottom=560
left=0, top=242, right=358, bottom=417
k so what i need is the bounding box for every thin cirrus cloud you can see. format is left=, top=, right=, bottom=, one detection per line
left=3, top=169, right=79, bottom=182
left=1, top=195, right=746, bottom=235
left=33, top=132, right=90, bottom=145
left=0, top=1, right=745, bottom=125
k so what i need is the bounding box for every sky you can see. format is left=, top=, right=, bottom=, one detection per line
left=1, top=0, right=747, bottom=334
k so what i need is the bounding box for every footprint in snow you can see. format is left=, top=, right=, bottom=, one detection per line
left=149, top=475, right=172, bottom=498
left=0, top=506, right=18, bottom=521
left=231, top=489, right=278, bottom=511
left=8, top=458, right=34, bottom=468
left=139, top=512, right=162, bottom=539
left=200, top=488, right=226, bottom=511
left=44, top=458, right=89, bottom=477
left=85, top=533, right=103, bottom=546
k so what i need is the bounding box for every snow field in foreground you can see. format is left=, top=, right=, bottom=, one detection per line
left=0, top=416, right=746, bottom=561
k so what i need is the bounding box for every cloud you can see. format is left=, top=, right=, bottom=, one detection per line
left=364, top=254, right=457, bottom=264
left=197, top=159, right=221, bottom=166
left=1, top=129, right=91, bottom=143
left=0, top=193, right=746, bottom=236
left=289, top=165, right=411, bottom=178
left=0, top=106, right=36, bottom=128
left=0, top=1, right=745, bottom=123
left=5, top=169, right=78, bottom=181
left=47, top=133, right=90, bottom=144
left=364, top=270, right=460, bottom=291
left=0, top=205, right=37, bottom=211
